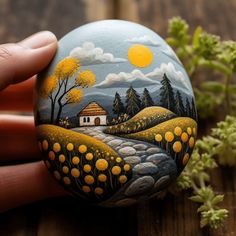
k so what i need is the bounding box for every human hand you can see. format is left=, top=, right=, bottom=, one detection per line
left=0, top=31, right=67, bottom=212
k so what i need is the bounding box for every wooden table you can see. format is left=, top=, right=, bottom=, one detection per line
left=1, top=0, right=236, bottom=235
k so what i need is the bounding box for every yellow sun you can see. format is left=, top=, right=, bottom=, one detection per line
left=128, top=44, right=153, bottom=68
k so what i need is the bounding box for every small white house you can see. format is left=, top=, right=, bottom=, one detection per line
left=78, top=101, right=107, bottom=126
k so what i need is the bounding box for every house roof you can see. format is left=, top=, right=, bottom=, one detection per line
left=78, top=101, right=108, bottom=116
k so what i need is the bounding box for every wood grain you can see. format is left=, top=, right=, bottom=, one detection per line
left=1, top=0, right=236, bottom=235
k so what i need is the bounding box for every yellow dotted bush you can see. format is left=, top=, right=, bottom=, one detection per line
left=187, top=127, right=192, bottom=135
left=66, top=143, right=74, bottom=151
left=59, top=154, right=66, bottom=163
left=155, top=134, right=162, bottom=142
left=62, top=166, right=69, bottom=174
left=124, top=164, right=130, bottom=172
left=42, top=140, right=49, bottom=151
left=82, top=185, right=91, bottom=193
left=63, top=176, right=71, bottom=185
left=116, top=157, right=122, bottom=163
left=95, top=159, right=108, bottom=171
left=98, top=174, right=107, bottom=182
left=181, top=132, right=189, bottom=143
left=174, top=127, right=182, bottom=136
left=78, top=145, right=87, bottom=153
left=85, top=153, right=93, bottom=161
left=84, top=175, right=94, bottom=185
left=183, top=153, right=189, bottom=165
left=173, top=141, right=182, bottom=153
left=53, top=142, right=61, bottom=153
left=95, top=187, right=104, bottom=195
left=165, top=131, right=174, bottom=142
left=189, top=137, right=195, bottom=148
left=71, top=168, right=80, bottom=178
left=72, top=156, right=80, bottom=165
left=119, top=175, right=127, bottom=184
left=83, top=164, right=91, bottom=173
left=112, top=166, right=121, bottom=175
left=48, top=151, right=55, bottom=161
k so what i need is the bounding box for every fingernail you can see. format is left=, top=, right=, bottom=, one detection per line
left=18, top=31, right=57, bottom=49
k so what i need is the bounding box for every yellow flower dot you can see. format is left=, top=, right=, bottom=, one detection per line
left=95, top=159, right=108, bottom=171
left=84, top=175, right=94, bottom=185
left=183, top=153, right=189, bottom=165
left=189, top=137, right=195, bottom=148
left=124, top=164, right=130, bottom=171
left=173, top=141, right=182, bottom=153
left=72, top=156, right=80, bottom=165
left=62, top=166, right=69, bottom=174
left=48, top=151, right=55, bottom=160
left=112, top=166, right=121, bottom=175
left=53, top=142, right=61, bottom=153
left=155, top=134, right=162, bottom=142
left=165, top=131, right=174, bottom=142
left=187, top=127, right=192, bottom=135
left=71, top=168, right=80, bottom=178
left=174, top=127, right=182, bottom=136
left=193, top=127, right=196, bottom=136
left=95, top=187, right=104, bottom=195
left=119, top=175, right=127, bottom=184
left=116, top=157, right=122, bottom=163
left=83, top=164, right=91, bottom=173
left=63, top=176, right=71, bottom=185
left=181, top=132, right=189, bottom=143
left=45, top=160, right=51, bottom=169
left=82, top=185, right=91, bottom=193
left=59, top=154, right=66, bottom=163
left=79, top=145, right=87, bottom=153
left=85, top=153, right=93, bottom=161
left=53, top=171, right=61, bottom=180
left=111, top=156, right=114, bottom=160
left=66, top=143, right=74, bottom=151
left=42, top=140, right=49, bottom=151
left=98, top=174, right=107, bottom=182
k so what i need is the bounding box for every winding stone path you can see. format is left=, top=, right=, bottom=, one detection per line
left=72, top=126, right=177, bottom=205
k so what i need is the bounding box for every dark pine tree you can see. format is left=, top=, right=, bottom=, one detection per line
left=175, top=90, right=185, bottom=116
left=191, top=97, right=197, bottom=120
left=185, top=98, right=191, bottom=117
left=159, top=73, right=175, bottom=112
left=113, top=92, right=125, bottom=117
left=141, top=88, right=154, bottom=108
left=126, top=86, right=141, bottom=117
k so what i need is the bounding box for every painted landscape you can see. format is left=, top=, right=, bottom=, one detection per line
left=35, top=21, right=197, bottom=206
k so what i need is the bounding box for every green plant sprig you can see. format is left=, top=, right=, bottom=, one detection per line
left=176, top=139, right=228, bottom=229
left=166, top=17, right=236, bottom=118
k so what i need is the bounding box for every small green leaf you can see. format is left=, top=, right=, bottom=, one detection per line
left=189, top=195, right=204, bottom=203
left=192, top=26, right=202, bottom=47
left=211, top=195, right=224, bottom=205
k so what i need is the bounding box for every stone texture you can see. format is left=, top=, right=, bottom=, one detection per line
left=118, top=147, right=136, bottom=156
left=133, top=162, right=158, bottom=175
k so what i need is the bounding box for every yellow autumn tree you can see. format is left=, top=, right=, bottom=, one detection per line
left=76, top=70, right=96, bottom=88
left=66, top=89, right=83, bottom=104
left=39, top=57, right=96, bottom=125
left=54, top=57, right=80, bottom=79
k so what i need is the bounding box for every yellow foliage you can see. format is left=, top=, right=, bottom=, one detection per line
left=39, top=75, right=57, bottom=98
left=54, top=57, right=80, bottom=79
left=66, top=88, right=83, bottom=104
left=76, top=70, right=96, bottom=88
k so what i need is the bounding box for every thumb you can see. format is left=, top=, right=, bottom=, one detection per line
left=0, top=31, right=57, bottom=91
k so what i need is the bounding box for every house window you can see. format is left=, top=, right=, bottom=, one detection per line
left=87, top=117, right=90, bottom=122
left=83, top=117, right=86, bottom=123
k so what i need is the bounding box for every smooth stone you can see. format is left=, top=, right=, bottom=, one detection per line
left=146, top=153, right=170, bottom=165
left=133, top=162, right=158, bottom=175
left=154, top=175, right=170, bottom=190
left=125, top=176, right=155, bottom=196
left=107, top=139, right=123, bottom=147
left=103, top=136, right=114, bottom=142
left=133, top=144, right=147, bottom=150
left=120, top=142, right=135, bottom=147
left=124, top=156, right=141, bottom=165
left=136, top=150, right=146, bottom=156
left=115, top=198, right=137, bottom=206
left=146, top=147, right=162, bottom=154
left=93, top=134, right=106, bottom=139
left=118, top=147, right=136, bottom=156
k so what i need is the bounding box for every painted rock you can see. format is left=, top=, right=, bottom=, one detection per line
left=35, top=20, right=197, bottom=206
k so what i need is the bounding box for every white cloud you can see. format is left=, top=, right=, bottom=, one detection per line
left=161, top=45, right=182, bottom=65
left=69, top=42, right=127, bottom=65
left=125, top=35, right=160, bottom=46
left=95, top=69, right=159, bottom=88
left=146, top=62, right=190, bottom=89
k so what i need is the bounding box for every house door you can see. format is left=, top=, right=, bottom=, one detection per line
left=95, top=117, right=100, bottom=126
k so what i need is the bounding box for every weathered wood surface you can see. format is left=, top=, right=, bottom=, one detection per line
left=1, top=0, right=236, bottom=235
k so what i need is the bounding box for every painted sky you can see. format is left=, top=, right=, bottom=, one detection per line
left=39, top=20, right=193, bottom=99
